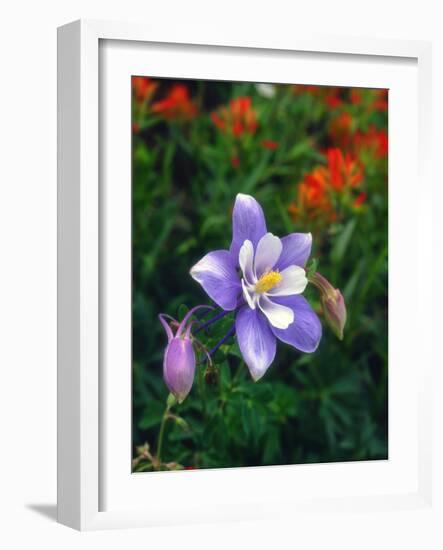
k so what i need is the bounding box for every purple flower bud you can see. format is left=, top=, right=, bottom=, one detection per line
left=321, top=288, right=347, bottom=341
left=163, top=337, right=196, bottom=403
left=309, top=272, right=347, bottom=340
left=159, top=305, right=212, bottom=403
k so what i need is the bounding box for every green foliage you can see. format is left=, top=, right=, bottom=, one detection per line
left=132, top=79, right=388, bottom=470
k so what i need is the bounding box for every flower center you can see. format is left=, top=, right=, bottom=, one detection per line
left=254, top=270, right=282, bottom=294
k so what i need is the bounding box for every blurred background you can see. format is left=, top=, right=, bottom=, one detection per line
left=132, top=77, right=388, bottom=470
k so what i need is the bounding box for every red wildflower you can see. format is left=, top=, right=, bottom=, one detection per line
left=354, top=126, right=388, bottom=159
left=350, top=89, right=362, bottom=105
left=211, top=112, right=226, bottom=131
left=353, top=192, right=367, bottom=207
left=326, top=148, right=364, bottom=191
left=132, top=76, right=158, bottom=103
left=211, top=96, right=258, bottom=138
left=151, top=85, right=197, bottom=121
left=232, top=119, right=244, bottom=137
left=289, top=147, right=365, bottom=223
left=294, top=85, right=344, bottom=110
left=329, top=111, right=353, bottom=149
left=289, top=166, right=335, bottom=223
left=372, top=89, right=388, bottom=112
left=261, top=139, right=279, bottom=150
left=230, top=156, right=240, bottom=169
left=292, top=84, right=320, bottom=96
left=376, top=130, right=388, bottom=157
left=325, top=94, right=342, bottom=109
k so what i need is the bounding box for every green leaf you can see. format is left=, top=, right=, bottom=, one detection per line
left=228, top=342, right=243, bottom=360
left=331, top=218, right=356, bottom=264
left=138, top=401, right=165, bottom=430
left=176, top=237, right=197, bottom=255
left=263, top=429, right=280, bottom=463
left=286, top=140, right=311, bottom=161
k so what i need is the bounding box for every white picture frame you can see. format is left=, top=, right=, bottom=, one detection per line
left=57, top=19, right=435, bottom=531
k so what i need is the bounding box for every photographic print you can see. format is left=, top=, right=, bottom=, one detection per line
left=131, top=77, right=388, bottom=472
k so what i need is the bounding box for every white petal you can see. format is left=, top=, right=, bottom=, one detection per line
left=239, top=239, right=256, bottom=284
left=267, top=265, right=308, bottom=296
left=241, top=278, right=256, bottom=309
left=258, top=295, right=294, bottom=329
left=254, top=233, right=282, bottom=277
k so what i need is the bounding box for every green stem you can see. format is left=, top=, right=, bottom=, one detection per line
left=308, top=271, right=335, bottom=297
left=156, top=395, right=175, bottom=467
left=197, top=362, right=207, bottom=419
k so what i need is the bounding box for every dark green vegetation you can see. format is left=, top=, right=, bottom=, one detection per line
left=132, top=79, right=388, bottom=470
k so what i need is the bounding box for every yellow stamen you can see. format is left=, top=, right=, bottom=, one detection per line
left=254, top=270, right=283, bottom=294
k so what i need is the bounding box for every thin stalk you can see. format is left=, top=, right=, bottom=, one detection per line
left=193, top=309, right=231, bottom=335
left=197, top=361, right=207, bottom=419
left=156, top=401, right=172, bottom=467
left=208, top=325, right=236, bottom=357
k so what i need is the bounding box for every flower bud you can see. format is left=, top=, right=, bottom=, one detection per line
left=163, top=337, right=196, bottom=403
left=321, top=288, right=347, bottom=340
left=309, top=272, right=347, bottom=340
left=159, top=305, right=212, bottom=403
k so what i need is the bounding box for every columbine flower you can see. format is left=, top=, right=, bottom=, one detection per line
left=190, top=194, right=321, bottom=381
left=159, top=306, right=210, bottom=402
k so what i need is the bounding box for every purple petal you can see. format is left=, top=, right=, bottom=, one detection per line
left=275, top=233, right=312, bottom=271
left=230, top=194, right=267, bottom=265
left=159, top=313, right=175, bottom=342
left=190, top=250, right=240, bottom=311
left=235, top=306, right=276, bottom=381
left=176, top=304, right=214, bottom=337
left=270, top=295, right=322, bottom=353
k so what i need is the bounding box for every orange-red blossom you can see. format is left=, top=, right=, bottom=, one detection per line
left=329, top=112, right=388, bottom=160
left=151, top=84, right=197, bottom=121
left=211, top=96, right=258, bottom=138
left=132, top=76, right=158, bottom=104
left=289, top=148, right=365, bottom=223
left=353, top=126, right=388, bottom=159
